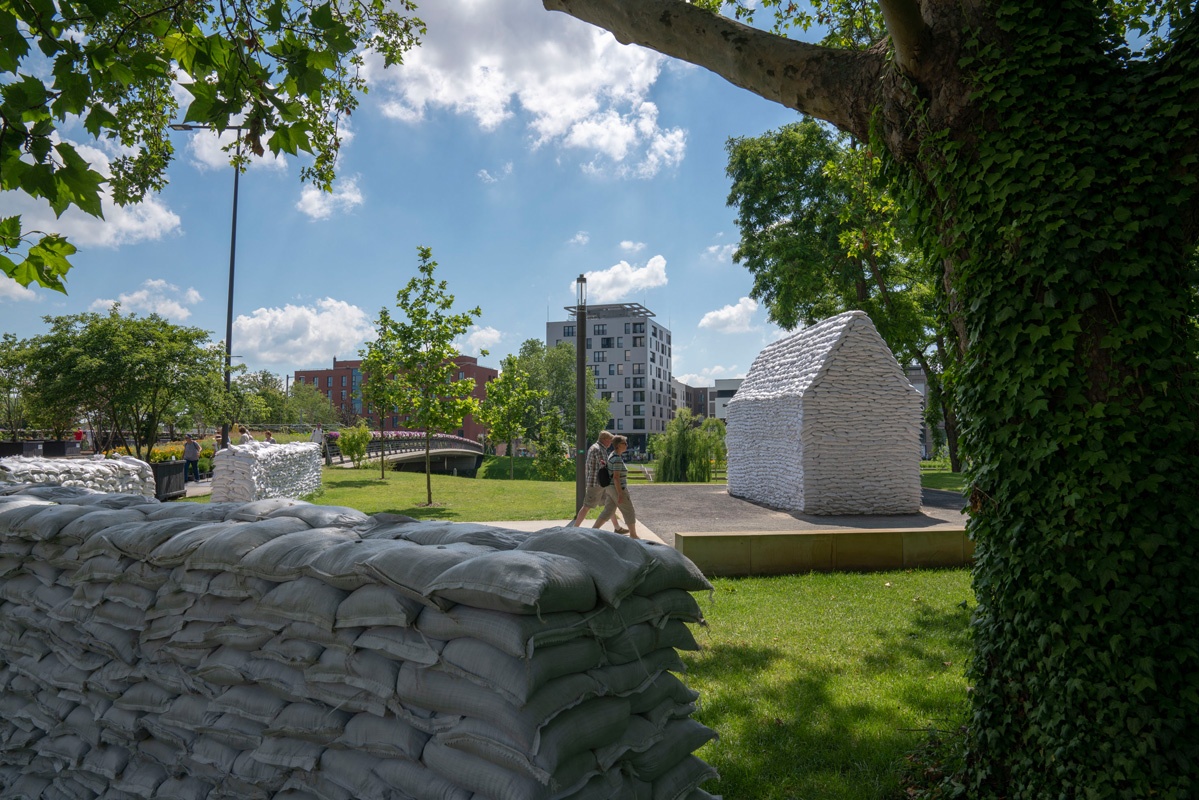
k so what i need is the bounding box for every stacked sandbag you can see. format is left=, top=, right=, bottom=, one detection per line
left=211, top=442, right=322, bottom=504
left=728, top=310, right=924, bottom=515
left=0, top=485, right=720, bottom=800
left=0, top=456, right=155, bottom=497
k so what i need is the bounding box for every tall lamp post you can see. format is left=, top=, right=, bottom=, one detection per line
left=170, top=123, right=243, bottom=451
left=575, top=274, right=587, bottom=510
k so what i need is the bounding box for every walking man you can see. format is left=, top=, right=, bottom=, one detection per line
left=183, top=434, right=202, bottom=483
left=571, top=430, right=627, bottom=531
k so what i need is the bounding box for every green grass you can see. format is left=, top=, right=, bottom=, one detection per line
left=920, top=466, right=967, bottom=493
left=685, top=570, right=973, bottom=800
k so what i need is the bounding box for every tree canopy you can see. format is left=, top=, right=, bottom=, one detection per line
left=360, top=246, right=483, bottom=505
left=478, top=356, right=547, bottom=479
left=546, top=0, right=1199, bottom=796
left=512, top=338, right=609, bottom=448
left=1, top=0, right=423, bottom=290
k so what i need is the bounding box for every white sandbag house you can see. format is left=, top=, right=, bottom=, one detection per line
left=727, top=310, right=923, bottom=515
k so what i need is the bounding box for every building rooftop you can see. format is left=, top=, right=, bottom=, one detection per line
left=562, top=302, right=656, bottom=320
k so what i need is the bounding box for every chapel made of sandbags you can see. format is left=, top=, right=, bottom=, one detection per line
left=726, top=310, right=923, bottom=515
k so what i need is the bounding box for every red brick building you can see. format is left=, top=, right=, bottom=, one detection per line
left=293, top=355, right=497, bottom=441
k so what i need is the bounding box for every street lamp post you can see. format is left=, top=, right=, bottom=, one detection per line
left=170, top=123, right=243, bottom=451
left=575, top=274, right=587, bottom=510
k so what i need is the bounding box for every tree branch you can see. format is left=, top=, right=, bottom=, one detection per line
left=878, top=0, right=926, bottom=75
left=543, top=0, right=886, bottom=139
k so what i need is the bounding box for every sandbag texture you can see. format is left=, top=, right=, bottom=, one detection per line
left=0, top=484, right=719, bottom=800
left=210, top=442, right=322, bottom=503
left=0, top=456, right=155, bottom=498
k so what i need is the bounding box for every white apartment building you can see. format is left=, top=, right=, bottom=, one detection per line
left=710, top=378, right=744, bottom=420
left=547, top=302, right=672, bottom=453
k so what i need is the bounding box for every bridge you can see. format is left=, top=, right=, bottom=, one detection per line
left=326, top=434, right=484, bottom=477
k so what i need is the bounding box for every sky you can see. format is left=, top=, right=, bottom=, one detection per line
left=1, top=0, right=807, bottom=388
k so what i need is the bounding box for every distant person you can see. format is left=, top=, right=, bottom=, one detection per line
left=571, top=430, right=625, bottom=532
left=310, top=424, right=324, bottom=445
left=183, top=434, right=202, bottom=483
left=596, top=435, right=639, bottom=539
left=263, top=432, right=276, bottom=444
left=238, top=426, right=255, bottom=444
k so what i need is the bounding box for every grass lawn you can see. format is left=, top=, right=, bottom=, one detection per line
left=686, top=570, right=973, bottom=800
left=920, top=465, right=966, bottom=493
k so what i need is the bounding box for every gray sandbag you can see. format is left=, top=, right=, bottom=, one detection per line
left=369, top=757, right=472, bottom=800
left=394, top=521, right=527, bottom=550
left=266, top=504, right=368, bottom=528
left=197, top=712, right=265, bottom=751
left=439, top=636, right=605, bottom=705
left=601, top=620, right=701, bottom=665
left=257, top=635, right=324, bottom=668
left=422, top=739, right=599, bottom=800
left=332, top=711, right=429, bottom=760
left=206, top=572, right=275, bottom=601
left=516, top=528, right=654, bottom=606
left=236, top=527, right=362, bottom=582
left=224, top=498, right=304, bottom=522
left=143, top=503, right=238, bottom=522
left=634, top=541, right=713, bottom=596
left=184, top=517, right=314, bottom=571
left=147, top=521, right=242, bottom=568
left=193, top=647, right=254, bottom=687
left=210, top=685, right=290, bottom=724
left=353, top=626, right=443, bottom=666
left=305, top=539, right=411, bottom=590
left=336, top=584, right=423, bottom=628
left=22, top=505, right=97, bottom=541
left=650, top=755, right=720, bottom=800
left=317, top=749, right=395, bottom=800
left=242, top=577, right=348, bottom=631
left=624, top=719, right=719, bottom=783
left=266, top=703, right=352, bottom=745
left=250, top=736, right=324, bottom=771
left=59, top=508, right=151, bottom=546
left=357, top=542, right=496, bottom=608
left=415, top=604, right=592, bottom=659
left=425, top=551, right=598, bottom=615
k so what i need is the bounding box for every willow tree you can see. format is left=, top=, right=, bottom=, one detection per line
left=545, top=1, right=1199, bottom=796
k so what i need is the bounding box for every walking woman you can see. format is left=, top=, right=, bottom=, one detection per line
left=596, top=435, right=639, bottom=539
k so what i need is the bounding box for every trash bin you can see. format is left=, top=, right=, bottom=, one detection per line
left=151, top=460, right=187, bottom=501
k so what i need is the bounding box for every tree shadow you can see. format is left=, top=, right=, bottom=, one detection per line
left=683, top=602, right=971, bottom=799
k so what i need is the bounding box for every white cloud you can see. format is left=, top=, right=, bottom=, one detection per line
left=477, top=162, right=514, bottom=184
left=0, top=276, right=38, bottom=303
left=457, top=325, right=502, bottom=356
left=699, top=297, right=759, bottom=333
left=90, top=279, right=203, bottom=320
left=577, top=255, right=668, bottom=303
left=177, top=126, right=288, bottom=173
left=674, top=365, right=743, bottom=387
left=363, top=1, right=686, bottom=177
left=704, top=243, right=737, bottom=263
left=233, top=298, right=377, bottom=369
left=568, top=231, right=590, bottom=246
left=295, top=178, right=364, bottom=220
left=8, top=142, right=181, bottom=248
left=620, top=240, right=646, bottom=253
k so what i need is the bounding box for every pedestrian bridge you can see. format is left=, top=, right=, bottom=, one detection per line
left=327, top=434, right=484, bottom=476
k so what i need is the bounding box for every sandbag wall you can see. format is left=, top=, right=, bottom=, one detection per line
left=0, top=456, right=155, bottom=498
left=211, top=442, right=322, bottom=504
left=0, top=484, right=720, bottom=800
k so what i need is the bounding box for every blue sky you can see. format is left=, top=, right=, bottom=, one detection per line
left=2, top=1, right=805, bottom=386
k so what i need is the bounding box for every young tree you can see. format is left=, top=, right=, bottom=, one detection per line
left=726, top=119, right=961, bottom=469
left=1, top=2, right=423, bottom=292
left=545, top=1, right=1199, bottom=795
left=532, top=408, right=572, bottom=482
left=478, top=356, right=548, bottom=479
left=0, top=334, right=30, bottom=440
left=338, top=421, right=372, bottom=468
left=286, top=381, right=338, bottom=427
left=514, top=339, right=609, bottom=446
left=361, top=247, right=484, bottom=505
left=25, top=309, right=224, bottom=460
left=237, top=371, right=289, bottom=425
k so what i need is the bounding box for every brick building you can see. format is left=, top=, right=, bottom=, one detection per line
left=293, top=355, right=496, bottom=442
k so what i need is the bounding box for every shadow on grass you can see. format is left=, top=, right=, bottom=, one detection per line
left=685, top=603, right=970, bottom=800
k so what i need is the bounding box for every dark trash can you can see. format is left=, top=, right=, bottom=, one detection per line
left=151, top=461, right=187, bottom=501
left=42, top=440, right=81, bottom=458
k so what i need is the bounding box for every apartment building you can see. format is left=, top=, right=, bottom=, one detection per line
left=546, top=302, right=672, bottom=453
left=670, top=379, right=710, bottom=419
left=293, top=355, right=496, bottom=441
left=710, top=378, right=744, bottom=420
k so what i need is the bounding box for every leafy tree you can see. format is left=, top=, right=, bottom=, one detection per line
left=0, top=333, right=30, bottom=440
left=533, top=408, right=572, bottom=482
left=547, top=0, right=1199, bottom=795
left=338, top=420, right=372, bottom=467
left=286, top=380, right=338, bottom=427
left=25, top=309, right=224, bottom=460
left=360, top=247, right=483, bottom=505
left=513, top=339, right=609, bottom=446
left=652, top=409, right=723, bottom=482
left=237, top=370, right=288, bottom=425
left=1, top=1, right=423, bottom=291
left=478, top=356, right=547, bottom=479
left=726, top=119, right=962, bottom=469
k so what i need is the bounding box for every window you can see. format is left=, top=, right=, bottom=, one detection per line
left=633, top=377, right=645, bottom=388
left=608, top=364, right=616, bottom=375
left=625, top=378, right=632, bottom=388
left=593, top=324, right=607, bottom=335
left=327, top=390, right=333, bottom=399
left=341, top=390, right=347, bottom=400
left=616, top=419, right=624, bottom=430
left=650, top=352, right=656, bottom=363
left=601, top=337, right=614, bottom=349
left=596, top=378, right=607, bottom=389
left=624, top=350, right=631, bottom=361
left=616, top=364, right=624, bottom=375
left=586, top=338, right=592, bottom=350
left=632, top=363, right=645, bottom=375
left=632, top=322, right=645, bottom=334
left=632, top=336, right=645, bottom=348
left=652, top=325, right=658, bottom=338
left=616, top=391, right=623, bottom=402
left=592, top=366, right=600, bottom=376
left=601, top=391, right=613, bottom=401
left=633, top=391, right=644, bottom=402
left=616, top=337, right=623, bottom=347
left=624, top=323, right=631, bottom=334
left=632, top=405, right=644, bottom=416
left=458, top=371, right=464, bottom=380
left=633, top=419, right=645, bottom=430
left=327, top=377, right=333, bottom=388
left=594, top=351, right=607, bottom=362
left=341, top=376, right=347, bottom=387
left=563, top=325, right=575, bottom=337
left=625, top=405, right=631, bottom=416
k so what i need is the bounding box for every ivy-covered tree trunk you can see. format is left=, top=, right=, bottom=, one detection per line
left=547, top=0, right=1199, bottom=795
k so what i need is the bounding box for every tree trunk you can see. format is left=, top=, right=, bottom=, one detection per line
left=424, top=432, right=432, bottom=505
left=509, top=438, right=514, bottom=479
left=545, top=1, right=1199, bottom=795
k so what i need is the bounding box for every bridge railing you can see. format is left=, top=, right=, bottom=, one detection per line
left=326, top=434, right=483, bottom=465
